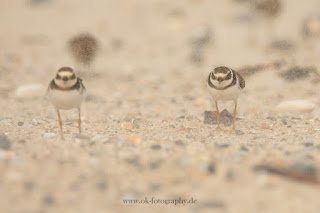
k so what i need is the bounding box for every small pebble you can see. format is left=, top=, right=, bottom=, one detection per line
left=18, top=122, right=24, bottom=126
left=18, top=140, right=26, bottom=144
left=96, top=182, right=107, bottom=191
left=151, top=144, right=161, bottom=150
left=225, top=169, right=234, bottom=181
left=42, top=194, right=55, bottom=205
left=240, top=146, right=249, bottom=152
left=267, top=116, right=277, bottom=121
left=175, top=140, right=185, bottom=146
left=207, top=162, right=216, bottom=174
left=150, top=161, right=161, bottom=169
left=119, top=122, right=135, bottom=130
left=303, top=142, right=313, bottom=147
left=129, top=135, right=143, bottom=142
left=261, top=123, right=270, bottom=129
left=215, top=143, right=230, bottom=148
left=74, top=135, right=91, bottom=142
left=235, top=130, right=244, bottom=135
left=32, top=118, right=46, bottom=125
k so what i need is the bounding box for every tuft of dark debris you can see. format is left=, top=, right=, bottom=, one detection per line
left=279, top=66, right=318, bottom=82
left=68, top=33, right=99, bottom=66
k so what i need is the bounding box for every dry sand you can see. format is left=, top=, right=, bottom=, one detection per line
left=1, top=0, right=320, bottom=212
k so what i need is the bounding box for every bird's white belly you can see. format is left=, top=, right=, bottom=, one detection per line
left=208, top=84, right=242, bottom=102
left=48, top=90, right=85, bottom=110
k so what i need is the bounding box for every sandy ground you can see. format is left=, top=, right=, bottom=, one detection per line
left=1, top=0, right=320, bottom=212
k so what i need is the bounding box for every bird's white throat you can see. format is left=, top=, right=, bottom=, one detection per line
left=210, top=76, right=233, bottom=88
left=54, top=78, right=77, bottom=89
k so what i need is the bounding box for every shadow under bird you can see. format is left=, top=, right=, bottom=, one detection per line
left=68, top=33, right=98, bottom=69
left=47, top=67, right=86, bottom=139
left=207, top=66, right=245, bottom=132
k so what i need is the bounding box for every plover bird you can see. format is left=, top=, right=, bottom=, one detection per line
left=47, top=67, right=86, bottom=139
left=68, top=33, right=98, bottom=70
left=207, top=66, right=245, bottom=132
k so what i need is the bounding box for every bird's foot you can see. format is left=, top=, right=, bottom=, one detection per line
left=215, top=126, right=227, bottom=133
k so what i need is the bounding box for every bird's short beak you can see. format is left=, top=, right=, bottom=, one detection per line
left=63, top=77, right=68, bottom=83
left=218, top=78, right=222, bottom=84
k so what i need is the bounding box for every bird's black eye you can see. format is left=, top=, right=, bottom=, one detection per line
left=70, top=73, right=76, bottom=79
left=211, top=72, right=216, bottom=80
left=56, top=74, right=62, bottom=80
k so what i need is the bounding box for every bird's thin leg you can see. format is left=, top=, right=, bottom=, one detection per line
left=231, top=100, right=237, bottom=132
left=215, top=101, right=222, bottom=131
left=57, top=110, right=64, bottom=140
left=78, top=107, right=82, bottom=134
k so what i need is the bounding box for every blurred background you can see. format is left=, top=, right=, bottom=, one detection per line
left=1, top=0, right=320, bottom=212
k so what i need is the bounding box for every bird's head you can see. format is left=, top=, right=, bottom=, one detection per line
left=54, top=67, right=77, bottom=88
left=209, top=66, right=233, bottom=88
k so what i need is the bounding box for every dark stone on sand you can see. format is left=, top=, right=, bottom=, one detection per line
left=42, top=194, right=55, bottom=205
left=96, top=181, right=108, bottom=191
left=204, top=109, right=234, bottom=126
left=0, top=135, right=11, bottom=150
left=214, top=143, right=230, bottom=149
left=207, top=162, right=216, bottom=174
left=235, top=130, right=245, bottom=135
left=151, top=144, right=161, bottom=150
left=240, top=146, right=249, bottom=152
left=175, top=140, right=185, bottom=146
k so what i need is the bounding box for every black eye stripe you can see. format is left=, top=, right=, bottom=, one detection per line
left=56, top=74, right=76, bottom=80
left=211, top=72, right=216, bottom=79
left=225, top=72, right=232, bottom=80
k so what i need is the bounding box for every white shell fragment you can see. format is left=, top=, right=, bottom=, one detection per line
left=276, top=100, right=315, bottom=113
left=15, top=84, right=45, bottom=98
